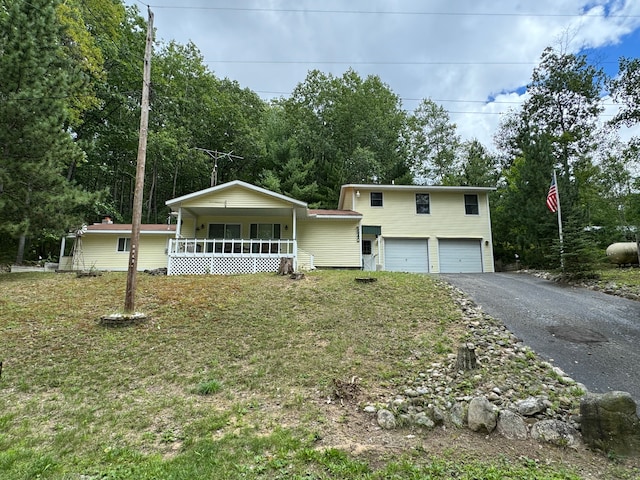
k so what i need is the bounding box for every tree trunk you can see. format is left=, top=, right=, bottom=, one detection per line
left=278, top=257, right=294, bottom=275
left=16, top=234, right=26, bottom=265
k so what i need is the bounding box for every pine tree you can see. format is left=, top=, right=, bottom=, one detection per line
left=0, top=0, right=97, bottom=264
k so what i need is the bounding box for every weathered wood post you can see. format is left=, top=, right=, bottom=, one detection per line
left=456, top=343, right=478, bottom=371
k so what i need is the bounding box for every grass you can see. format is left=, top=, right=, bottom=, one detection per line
left=598, top=266, right=640, bottom=287
left=0, top=270, right=637, bottom=479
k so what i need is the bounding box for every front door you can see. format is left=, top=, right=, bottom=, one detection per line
left=362, top=239, right=376, bottom=271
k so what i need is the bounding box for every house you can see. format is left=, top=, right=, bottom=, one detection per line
left=58, top=222, right=176, bottom=272
left=59, top=180, right=495, bottom=274
left=339, top=184, right=495, bottom=273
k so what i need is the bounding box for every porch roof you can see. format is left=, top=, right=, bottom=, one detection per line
left=166, top=180, right=308, bottom=209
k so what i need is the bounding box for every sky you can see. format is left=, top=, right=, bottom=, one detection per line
left=124, top=0, right=640, bottom=150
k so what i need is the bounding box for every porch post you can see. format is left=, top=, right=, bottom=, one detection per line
left=176, top=208, right=182, bottom=238
left=59, top=235, right=66, bottom=265
left=292, top=210, right=297, bottom=271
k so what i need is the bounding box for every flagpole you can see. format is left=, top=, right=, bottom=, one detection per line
left=553, top=170, right=564, bottom=268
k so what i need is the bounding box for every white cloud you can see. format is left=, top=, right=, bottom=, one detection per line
left=127, top=0, right=640, bottom=149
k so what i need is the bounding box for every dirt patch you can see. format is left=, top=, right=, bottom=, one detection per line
left=313, top=398, right=639, bottom=479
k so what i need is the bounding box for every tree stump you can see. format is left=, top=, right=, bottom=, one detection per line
left=456, top=343, right=477, bottom=371
left=278, top=257, right=294, bottom=275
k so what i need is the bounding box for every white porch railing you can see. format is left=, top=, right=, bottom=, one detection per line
left=167, top=238, right=296, bottom=275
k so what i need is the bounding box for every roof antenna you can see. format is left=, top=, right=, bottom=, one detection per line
left=194, top=148, right=244, bottom=186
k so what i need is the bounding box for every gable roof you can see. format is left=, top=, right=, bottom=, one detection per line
left=166, top=180, right=308, bottom=209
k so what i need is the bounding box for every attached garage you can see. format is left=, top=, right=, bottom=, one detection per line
left=439, top=239, right=483, bottom=273
left=384, top=238, right=429, bottom=273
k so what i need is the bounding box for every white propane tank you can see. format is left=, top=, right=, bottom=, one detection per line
left=605, top=242, right=639, bottom=265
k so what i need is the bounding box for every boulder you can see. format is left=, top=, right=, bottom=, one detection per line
left=468, top=396, right=498, bottom=433
left=580, top=391, right=640, bottom=456
left=496, top=410, right=528, bottom=440
left=450, top=402, right=467, bottom=428
left=515, top=396, right=547, bottom=416
left=531, top=419, right=580, bottom=449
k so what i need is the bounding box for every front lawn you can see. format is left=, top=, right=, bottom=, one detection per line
left=0, top=271, right=636, bottom=479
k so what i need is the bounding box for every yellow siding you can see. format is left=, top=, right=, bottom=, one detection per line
left=79, top=234, right=170, bottom=271
left=179, top=218, right=196, bottom=237
left=297, top=219, right=361, bottom=268
left=351, top=188, right=494, bottom=273
left=296, top=249, right=313, bottom=270
left=180, top=188, right=293, bottom=209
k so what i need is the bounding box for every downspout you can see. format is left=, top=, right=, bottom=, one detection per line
left=359, top=223, right=363, bottom=270
left=484, top=193, right=493, bottom=273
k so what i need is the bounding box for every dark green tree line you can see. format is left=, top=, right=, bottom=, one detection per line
left=0, top=0, right=101, bottom=264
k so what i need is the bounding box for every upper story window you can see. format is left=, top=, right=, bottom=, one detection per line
left=416, top=193, right=430, bottom=214
left=464, top=194, right=479, bottom=215
left=370, top=192, right=383, bottom=207
left=117, top=237, right=130, bottom=252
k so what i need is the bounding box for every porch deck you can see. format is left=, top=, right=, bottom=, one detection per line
left=167, top=238, right=296, bottom=275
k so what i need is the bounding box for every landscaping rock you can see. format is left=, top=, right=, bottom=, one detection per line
left=468, top=396, right=498, bottom=433
left=515, top=396, right=547, bottom=416
left=450, top=402, right=467, bottom=428
left=580, top=391, right=640, bottom=456
left=531, top=419, right=580, bottom=449
left=496, top=409, right=528, bottom=440
left=377, top=409, right=397, bottom=430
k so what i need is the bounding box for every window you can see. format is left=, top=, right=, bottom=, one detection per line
left=208, top=224, right=241, bottom=239
left=117, top=237, right=130, bottom=252
left=370, top=192, right=383, bottom=207
left=362, top=240, right=372, bottom=255
left=250, top=224, right=281, bottom=253
left=250, top=223, right=281, bottom=240
left=207, top=224, right=241, bottom=253
left=464, top=194, right=479, bottom=215
left=416, top=193, right=430, bottom=214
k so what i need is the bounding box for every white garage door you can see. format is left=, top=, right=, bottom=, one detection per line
left=439, top=239, right=483, bottom=273
left=384, top=238, right=429, bottom=273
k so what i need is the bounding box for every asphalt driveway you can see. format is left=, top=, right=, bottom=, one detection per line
left=440, top=272, right=640, bottom=411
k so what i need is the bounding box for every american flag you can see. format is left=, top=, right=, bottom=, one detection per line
left=546, top=177, right=558, bottom=213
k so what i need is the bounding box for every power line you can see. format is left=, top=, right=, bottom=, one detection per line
left=144, top=5, right=640, bottom=19
left=206, top=60, right=541, bottom=66
left=205, top=59, right=619, bottom=66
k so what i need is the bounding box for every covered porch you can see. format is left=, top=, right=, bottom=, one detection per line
left=167, top=237, right=296, bottom=275
left=165, top=181, right=309, bottom=276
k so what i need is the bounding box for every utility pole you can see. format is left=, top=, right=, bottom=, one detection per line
left=124, top=6, right=153, bottom=314
left=194, top=148, right=243, bottom=186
